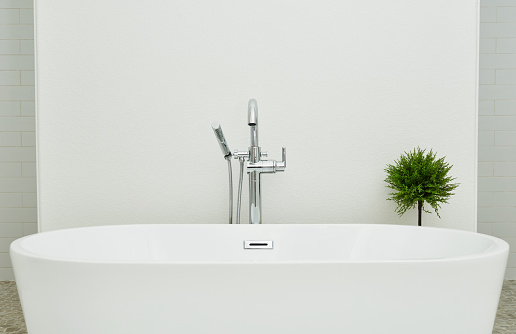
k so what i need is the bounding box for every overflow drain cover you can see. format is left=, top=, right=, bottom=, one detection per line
left=244, top=240, right=273, bottom=249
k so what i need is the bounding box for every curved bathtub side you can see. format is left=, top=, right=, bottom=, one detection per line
left=10, top=244, right=509, bottom=334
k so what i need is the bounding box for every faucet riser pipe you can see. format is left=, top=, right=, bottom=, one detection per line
left=249, top=126, right=259, bottom=157
left=249, top=146, right=261, bottom=163
left=249, top=171, right=261, bottom=224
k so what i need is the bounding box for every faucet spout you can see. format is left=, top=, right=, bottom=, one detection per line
left=248, top=99, right=258, bottom=126
left=248, top=99, right=259, bottom=152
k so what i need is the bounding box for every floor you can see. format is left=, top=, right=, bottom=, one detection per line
left=0, top=280, right=515, bottom=333
left=493, top=280, right=516, bottom=334
left=0, top=282, right=25, bottom=334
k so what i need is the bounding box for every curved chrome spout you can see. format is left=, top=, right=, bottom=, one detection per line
left=248, top=99, right=258, bottom=126
left=248, top=99, right=259, bottom=152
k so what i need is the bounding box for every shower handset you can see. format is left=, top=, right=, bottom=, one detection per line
left=211, top=122, right=232, bottom=159
left=212, top=122, right=234, bottom=224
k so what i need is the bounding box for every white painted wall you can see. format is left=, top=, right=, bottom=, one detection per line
left=35, top=0, right=479, bottom=232
left=478, top=0, right=516, bottom=280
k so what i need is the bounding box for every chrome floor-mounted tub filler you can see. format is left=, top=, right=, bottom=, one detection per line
left=212, top=99, right=286, bottom=224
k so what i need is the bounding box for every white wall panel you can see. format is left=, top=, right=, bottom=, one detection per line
left=35, top=0, right=479, bottom=232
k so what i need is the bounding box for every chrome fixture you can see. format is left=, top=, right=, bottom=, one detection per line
left=213, top=99, right=286, bottom=224
left=245, top=99, right=286, bottom=224
left=211, top=122, right=233, bottom=224
left=211, top=122, right=232, bottom=159
left=243, top=240, right=274, bottom=249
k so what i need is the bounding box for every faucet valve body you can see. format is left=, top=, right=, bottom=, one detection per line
left=247, top=148, right=286, bottom=173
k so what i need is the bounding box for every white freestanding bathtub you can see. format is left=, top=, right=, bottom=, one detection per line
left=10, top=224, right=509, bottom=334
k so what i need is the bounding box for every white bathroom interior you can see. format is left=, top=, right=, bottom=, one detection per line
left=36, top=1, right=478, bottom=231
left=0, top=0, right=516, bottom=333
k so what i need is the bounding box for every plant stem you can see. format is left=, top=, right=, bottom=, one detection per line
left=418, top=200, right=422, bottom=226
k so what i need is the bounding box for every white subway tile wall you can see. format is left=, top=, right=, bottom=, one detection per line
left=480, top=1, right=516, bottom=279
left=0, top=0, right=35, bottom=280
left=0, top=1, right=515, bottom=280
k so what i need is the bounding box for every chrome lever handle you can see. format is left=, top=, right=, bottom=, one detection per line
left=276, top=147, right=286, bottom=172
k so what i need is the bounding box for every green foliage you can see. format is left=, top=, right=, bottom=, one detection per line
left=384, top=147, right=459, bottom=219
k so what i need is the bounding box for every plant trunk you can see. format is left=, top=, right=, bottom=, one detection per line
left=418, top=200, right=422, bottom=226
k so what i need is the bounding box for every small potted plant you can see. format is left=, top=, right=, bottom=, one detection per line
left=384, top=147, right=459, bottom=226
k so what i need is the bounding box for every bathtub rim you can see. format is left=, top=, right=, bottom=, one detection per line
left=10, top=223, right=510, bottom=265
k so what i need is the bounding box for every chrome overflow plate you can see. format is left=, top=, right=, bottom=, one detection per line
left=244, top=240, right=273, bottom=249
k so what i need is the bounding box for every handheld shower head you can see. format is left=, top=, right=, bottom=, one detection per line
left=211, top=122, right=232, bottom=159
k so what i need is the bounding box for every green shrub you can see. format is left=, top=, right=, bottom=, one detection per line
left=384, top=147, right=459, bottom=226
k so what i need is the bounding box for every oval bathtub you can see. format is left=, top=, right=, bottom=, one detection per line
left=10, top=224, right=509, bottom=334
